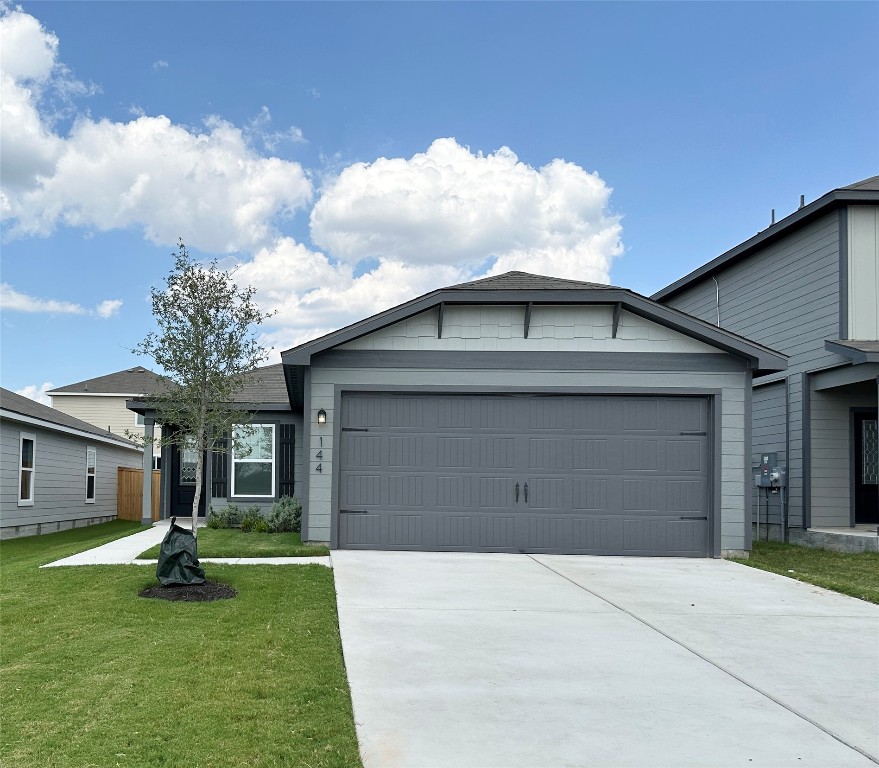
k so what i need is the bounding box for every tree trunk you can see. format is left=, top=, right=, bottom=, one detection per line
left=192, top=447, right=203, bottom=538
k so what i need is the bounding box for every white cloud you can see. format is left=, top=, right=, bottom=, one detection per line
left=152, top=59, right=168, bottom=71
left=15, top=381, right=54, bottom=406
left=96, top=299, right=123, bottom=318
left=233, top=237, right=467, bottom=353
left=0, top=283, right=122, bottom=318
left=0, top=7, right=313, bottom=253
left=310, top=138, right=623, bottom=282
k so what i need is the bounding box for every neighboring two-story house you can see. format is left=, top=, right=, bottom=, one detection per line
left=653, top=176, right=878, bottom=548
left=48, top=367, right=164, bottom=468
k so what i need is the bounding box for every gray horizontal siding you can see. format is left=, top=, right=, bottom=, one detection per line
left=664, top=212, right=845, bottom=533
left=667, top=212, right=842, bottom=377
left=1, top=420, right=142, bottom=531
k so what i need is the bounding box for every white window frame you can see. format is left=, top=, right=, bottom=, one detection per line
left=18, top=432, right=35, bottom=507
left=85, top=446, right=97, bottom=503
left=231, top=423, right=276, bottom=498
left=134, top=412, right=145, bottom=426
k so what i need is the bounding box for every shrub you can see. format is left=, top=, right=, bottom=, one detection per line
left=239, top=506, right=265, bottom=533
left=206, top=503, right=243, bottom=529
left=267, top=496, right=301, bottom=533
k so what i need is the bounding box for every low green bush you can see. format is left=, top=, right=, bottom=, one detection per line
left=239, top=506, right=265, bottom=533
left=267, top=496, right=302, bottom=533
left=206, top=502, right=244, bottom=529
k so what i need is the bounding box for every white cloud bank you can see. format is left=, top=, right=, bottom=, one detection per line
left=1, top=6, right=624, bottom=356
left=0, top=6, right=312, bottom=253
left=15, top=381, right=54, bottom=405
left=0, top=283, right=122, bottom=318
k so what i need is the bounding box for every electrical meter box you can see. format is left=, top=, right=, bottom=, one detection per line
left=754, top=452, right=786, bottom=489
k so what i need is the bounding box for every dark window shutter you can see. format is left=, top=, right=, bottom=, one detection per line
left=211, top=438, right=228, bottom=498
left=279, top=423, right=295, bottom=497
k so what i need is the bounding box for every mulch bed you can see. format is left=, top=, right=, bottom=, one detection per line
left=139, top=581, right=237, bottom=602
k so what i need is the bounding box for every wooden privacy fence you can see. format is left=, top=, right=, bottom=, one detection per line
left=117, top=467, right=161, bottom=521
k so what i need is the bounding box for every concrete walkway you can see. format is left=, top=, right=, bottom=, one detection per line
left=333, top=551, right=879, bottom=768
left=41, top=519, right=330, bottom=568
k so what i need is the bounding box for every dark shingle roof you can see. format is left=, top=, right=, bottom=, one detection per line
left=0, top=387, right=139, bottom=446
left=840, top=175, right=879, bottom=192
left=448, top=271, right=616, bottom=291
left=233, top=363, right=288, bottom=403
left=49, top=366, right=167, bottom=395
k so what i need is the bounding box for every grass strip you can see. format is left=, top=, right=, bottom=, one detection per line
left=1, top=522, right=361, bottom=768
left=731, top=540, right=879, bottom=604
left=138, top=528, right=329, bottom=559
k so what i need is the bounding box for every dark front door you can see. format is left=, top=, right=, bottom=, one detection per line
left=854, top=412, right=878, bottom=524
left=171, top=441, right=207, bottom=518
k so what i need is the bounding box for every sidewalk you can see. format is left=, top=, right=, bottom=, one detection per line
left=41, top=518, right=331, bottom=568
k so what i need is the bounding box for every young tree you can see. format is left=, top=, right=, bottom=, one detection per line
left=133, top=240, right=272, bottom=536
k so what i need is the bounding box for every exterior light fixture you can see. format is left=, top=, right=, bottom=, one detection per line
left=317, top=409, right=327, bottom=424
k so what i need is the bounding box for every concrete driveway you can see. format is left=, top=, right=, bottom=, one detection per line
left=332, top=551, right=879, bottom=768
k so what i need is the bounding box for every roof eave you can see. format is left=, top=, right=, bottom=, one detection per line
left=825, top=340, right=879, bottom=365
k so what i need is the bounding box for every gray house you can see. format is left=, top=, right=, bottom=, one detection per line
left=0, top=388, right=143, bottom=539
left=276, top=272, right=785, bottom=557
left=131, top=273, right=787, bottom=557
left=653, top=176, right=878, bottom=548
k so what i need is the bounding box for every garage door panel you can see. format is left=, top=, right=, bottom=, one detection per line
left=572, top=439, right=608, bottom=470
left=338, top=394, right=711, bottom=556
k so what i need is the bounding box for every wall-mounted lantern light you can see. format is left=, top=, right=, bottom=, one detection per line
left=317, top=408, right=327, bottom=425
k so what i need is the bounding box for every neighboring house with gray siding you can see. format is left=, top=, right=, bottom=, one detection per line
left=0, top=388, right=143, bottom=539
left=653, top=176, right=879, bottom=542
left=48, top=367, right=165, bottom=467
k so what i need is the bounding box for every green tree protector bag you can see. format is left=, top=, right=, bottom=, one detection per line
left=156, top=519, right=206, bottom=586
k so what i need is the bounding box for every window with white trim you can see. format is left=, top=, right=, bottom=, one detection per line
left=134, top=413, right=145, bottom=426
left=179, top=436, right=198, bottom=485
left=86, top=447, right=96, bottom=503
left=231, top=424, right=275, bottom=497
left=18, top=433, right=35, bottom=506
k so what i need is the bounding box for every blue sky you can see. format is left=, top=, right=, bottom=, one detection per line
left=2, top=1, right=877, bottom=401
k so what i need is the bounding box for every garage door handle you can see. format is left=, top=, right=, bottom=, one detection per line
left=514, top=482, right=520, bottom=503
left=524, top=482, right=528, bottom=503
left=342, top=427, right=369, bottom=432
left=679, top=431, right=707, bottom=436
left=678, top=515, right=708, bottom=520
left=341, top=509, right=369, bottom=514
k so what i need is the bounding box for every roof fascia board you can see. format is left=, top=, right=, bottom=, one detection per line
left=49, top=392, right=144, bottom=398
left=0, top=409, right=141, bottom=450
left=652, top=188, right=879, bottom=302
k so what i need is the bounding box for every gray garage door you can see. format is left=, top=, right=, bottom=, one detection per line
left=338, top=394, right=711, bottom=556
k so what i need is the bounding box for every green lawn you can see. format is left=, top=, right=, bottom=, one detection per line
left=0, top=522, right=362, bottom=768
left=733, top=540, right=879, bottom=604
left=138, top=528, right=330, bottom=559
